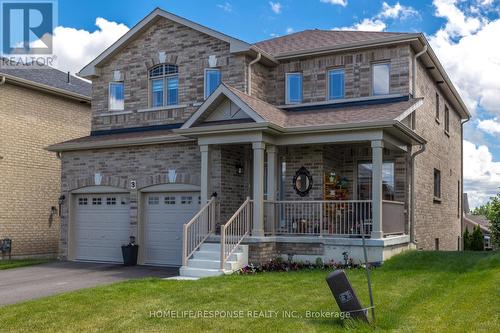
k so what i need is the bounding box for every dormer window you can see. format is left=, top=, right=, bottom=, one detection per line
left=327, top=68, right=345, bottom=100
left=372, top=63, right=390, bottom=96
left=149, top=64, right=179, bottom=107
left=285, top=72, right=302, bottom=104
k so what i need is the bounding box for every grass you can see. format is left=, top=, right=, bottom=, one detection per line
left=0, top=251, right=498, bottom=333
left=0, top=259, right=50, bottom=270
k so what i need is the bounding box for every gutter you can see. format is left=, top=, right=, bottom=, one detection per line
left=412, top=45, right=427, bottom=97
left=247, top=52, right=261, bottom=95
left=410, top=143, right=426, bottom=245
left=460, top=116, right=471, bottom=250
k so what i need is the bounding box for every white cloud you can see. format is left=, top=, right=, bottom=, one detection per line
left=269, top=2, right=282, bottom=14
left=334, top=1, right=417, bottom=31
left=478, top=118, right=500, bottom=135
left=380, top=2, right=418, bottom=19
left=217, top=2, right=233, bottom=12
left=432, top=0, right=483, bottom=37
left=463, top=140, right=500, bottom=208
left=320, top=0, right=348, bottom=6
left=286, top=27, right=294, bottom=34
left=49, top=18, right=129, bottom=75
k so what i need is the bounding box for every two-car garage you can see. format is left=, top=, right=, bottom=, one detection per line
left=71, top=186, right=200, bottom=266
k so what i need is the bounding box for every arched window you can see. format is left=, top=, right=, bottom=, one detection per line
left=149, top=64, right=179, bottom=107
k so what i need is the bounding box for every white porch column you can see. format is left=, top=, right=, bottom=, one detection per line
left=371, top=140, right=384, bottom=239
left=200, top=145, right=210, bottom=205
left=266, top=145, right=277, bottom=201
left=252, top=142, right=266, bottom=237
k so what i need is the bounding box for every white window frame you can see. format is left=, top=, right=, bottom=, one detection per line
left=204, top=68, right=221, bottom=99
left=327, top=68, right=345, bottom=100
left=371, top=63, right=391, bottom=96
left=148, top=64, right=179, bottom=108
left=285, top=72, right=303, bottom=105
left=108, top=81, right=124, bottom=111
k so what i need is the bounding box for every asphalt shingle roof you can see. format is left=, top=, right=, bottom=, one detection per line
left=0, top=60, right=91, bottom=97
left=254, top=29, right=410, bottom=56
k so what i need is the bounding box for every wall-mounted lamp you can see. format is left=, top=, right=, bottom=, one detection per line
left=236, top=163, right=243, bottom=175
left=58, top=195, right=65, bottom=217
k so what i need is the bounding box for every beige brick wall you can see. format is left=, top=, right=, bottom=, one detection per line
left=0, top=83, right=90, bottom=257
left=413, top=57, right=462, bottom=251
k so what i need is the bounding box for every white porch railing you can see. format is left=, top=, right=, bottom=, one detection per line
left=182, top=197, right=219, bottom=266
left=220, top=197, right=252, bottom=270
left=264, top=200, right=373, bottom=236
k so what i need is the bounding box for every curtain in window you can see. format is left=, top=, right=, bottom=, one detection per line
left=372, top=63, right=390, bottom=95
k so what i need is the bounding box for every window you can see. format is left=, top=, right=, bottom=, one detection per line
left=109, top=82, right=124, bottom=111
left=357, top=162, right=395, bottom=200
left=434, top=169, right=441, bottom=200
left=92, top=197, right=102, bottom=205
left=148, top=196, right=159, bottom=205
left=372, top=63, right=390, bottom=95
left=204, top=69, right=221, bottom=98
left=181, top=196, right=193, bottom=204
left=164, top=196, right=176, bottom=205
left=435, top=93, right=440, bottom=120
left=327, top=69, right=345, bottom=100
left=149, top=64, right=179, bottom=107
left=106, top=197, right=116, bottom=205
left=444, top=105, right=450, bottom=134
left=78, top=198, right=88, bottom=205
left=285, top=73, right=302, bottom=104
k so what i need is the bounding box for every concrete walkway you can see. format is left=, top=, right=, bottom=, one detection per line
left=0, top=261, right=177, bottom=306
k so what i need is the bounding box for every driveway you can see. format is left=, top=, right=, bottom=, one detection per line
left=0, top=261, right=178, bottom=306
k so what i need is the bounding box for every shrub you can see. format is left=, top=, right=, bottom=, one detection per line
left=487, top=194, right=500, bottom=248
left=236, top=257, right=361, bottom=274
left=463, top=227, right=472, bottom=250
left=471, top=225, right=484, bottom=251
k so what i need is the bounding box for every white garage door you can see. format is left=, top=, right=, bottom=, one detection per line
left=144, top=192, right=200, bottom=266
left=74, top=193, right=130, bottom=263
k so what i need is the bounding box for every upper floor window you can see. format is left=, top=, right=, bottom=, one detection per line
left=204, top=68, right=221, bottom=98
left=327, top=69, right=345, bottom=100
left=372, top=63, right=390, bottom=96
left=285, top=72, right=302, bottom=104
left=444, top=105, right=450, bottom=134
left=109, top=82, right=124, bottom=111
left=435, top=93, right=440, bottom=120
left=149, top=64, right=179, bottom=107
left=434, top=168, right=441, bottom=200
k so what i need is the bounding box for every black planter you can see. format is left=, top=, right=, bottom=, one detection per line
left=121, top=245, right=139, bottom=266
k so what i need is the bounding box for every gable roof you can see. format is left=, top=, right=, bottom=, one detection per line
left=78, top=8, right=255, bottom=78
left=1, top=60, right=91, bottom=101
left=254, top=29, right=413, bottom=57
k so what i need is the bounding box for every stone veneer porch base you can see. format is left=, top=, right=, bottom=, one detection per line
left=207, top=235, right=412, bottom=265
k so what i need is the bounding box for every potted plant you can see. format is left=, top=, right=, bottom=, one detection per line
left=121, top=236, right=139, bottom=266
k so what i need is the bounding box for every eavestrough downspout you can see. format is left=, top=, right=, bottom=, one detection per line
left=410, top=144, right=426, bottom=245
left=460, top=117, right=470, bottom=250
left=247, top=52, right=261, bottom=95
left=412, top=45, right=427, bottom=97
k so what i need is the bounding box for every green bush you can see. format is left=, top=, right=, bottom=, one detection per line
left=486, top=194, right=500, bottom=248
left=471, top=225, right=484, bottom=251
left=463, top=227, right=472, bottom=250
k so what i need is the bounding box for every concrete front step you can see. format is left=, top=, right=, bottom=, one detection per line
left=188, top=258, right=239, bottom=270
left=192, top=250, right=241, bottom=262
left=179, top=266, right=229, bottom=278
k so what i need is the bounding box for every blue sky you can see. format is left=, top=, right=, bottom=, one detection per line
left=46, top=1, right=500, bottom=207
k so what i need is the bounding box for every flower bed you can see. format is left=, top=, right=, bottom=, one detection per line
left=237, top=256, right=362, bottom=274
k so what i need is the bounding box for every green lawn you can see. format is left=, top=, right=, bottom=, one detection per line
left=0, top=251, right=498, bottom=333
left=0, top=259, right=50, bottom=270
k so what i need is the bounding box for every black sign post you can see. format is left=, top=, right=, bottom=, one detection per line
left=325, top=269, right=369, bottom=322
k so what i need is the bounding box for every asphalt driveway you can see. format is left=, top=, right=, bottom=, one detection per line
left=0, top=261, right=178, bottom=306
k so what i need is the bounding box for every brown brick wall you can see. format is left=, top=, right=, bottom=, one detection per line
left=413, top=56, right=462, bottom=251
left=91, top=17, right=247, bottom=132
left=0, top=83, right=90, bottom=257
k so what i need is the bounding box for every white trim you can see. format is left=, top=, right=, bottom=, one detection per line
left=139, top=184, right=201, bottom=192
left=71, top=185, right=129, bottom=194
left=180, top=84, right=265, bottom=129
left=285, top=72, right=302, bottom=105
left=394, top=99, right=424, bottom=122
left=78, top=8, right=252, bottom=78
left=137, top=104, right=188, bottom=113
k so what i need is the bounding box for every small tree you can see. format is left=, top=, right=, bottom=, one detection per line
left=471, top=225, right=484, bottom=251
left=486, top=193, right=500, bottom=248
left=463, top=227, right=472, bottom=250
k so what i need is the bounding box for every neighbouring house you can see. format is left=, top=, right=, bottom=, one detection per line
left=48, top=8, right=470, bottom=277
left=0, top=61, right=91, bottom=259
left=462, top=193, right=493, bottom=250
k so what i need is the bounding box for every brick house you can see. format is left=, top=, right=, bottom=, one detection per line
left=49, top=8, right=470, bottom=277
left=0, top=62, right=91, bottom=259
